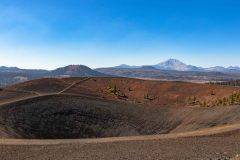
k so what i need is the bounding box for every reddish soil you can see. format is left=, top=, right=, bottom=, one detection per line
left=1, top=77, right=240, bottom=159
left=8, top=78, right=71, bottom=94
left=64, top=77, right=240, bottom=106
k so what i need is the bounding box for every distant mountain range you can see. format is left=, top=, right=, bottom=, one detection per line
left=96, top=59, right=240, bottom=83
left=50, top=65, right=106, bottom=77
left=0, top=65, right=106, bottom=76
left=1, top=59, right=240, bottom=86
left=0, top=66, right=20, bottom=71
left=113, top=59, right=240, bottom=73
left=0, top=65, right=106, bottom=86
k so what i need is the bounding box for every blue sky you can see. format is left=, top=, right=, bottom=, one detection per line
left=0, top=0, right=240, bottom=69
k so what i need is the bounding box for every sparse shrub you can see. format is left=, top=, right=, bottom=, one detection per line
left=144, top=93, right=153, bottom=100
left=222, top=97, right=228, bottom=106
left=186, top=96, right=197, bottom=105
left=202, top=103, right=207, bottom=107
left=118, top=92, right=128, bottom=99
left=106, top=84, right=128, bottom=99
left=186, top=91, right=240, bottom=107
left=107, top=84, right=118, bottom=95
left=210, top=90, right=216, bottom=96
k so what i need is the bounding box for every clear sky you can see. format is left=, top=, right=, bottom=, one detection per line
left=0, top=0, right=240, bottom=69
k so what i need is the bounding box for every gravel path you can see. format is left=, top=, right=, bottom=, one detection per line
left=1, top=125, right=240, bottom=160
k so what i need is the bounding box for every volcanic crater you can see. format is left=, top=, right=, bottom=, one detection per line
left=0, top=77, right=240, bottom=139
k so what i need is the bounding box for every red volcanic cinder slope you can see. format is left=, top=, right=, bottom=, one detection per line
left=64, top=77, right=240, bottom=107
left=0, top=77, right=240, bottom=140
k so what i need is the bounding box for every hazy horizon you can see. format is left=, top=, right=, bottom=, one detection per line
left=1, top=0, right=240, bottom=69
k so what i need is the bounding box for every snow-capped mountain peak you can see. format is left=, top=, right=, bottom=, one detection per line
left=154, top=59, right=201, bottom=71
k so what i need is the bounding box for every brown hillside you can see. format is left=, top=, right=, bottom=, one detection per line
left=1, top=77, right=240, bottom=139
left=3, top=77, right=239, bottom=107
left=64, top=77, right=240, bottom=106
left=8, top=78, right=71, bottom=94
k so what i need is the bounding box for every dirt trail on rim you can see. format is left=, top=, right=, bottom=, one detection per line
left=1, top=124, right=240, bottom=160
left=0, top=123, right=240, bottom=145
